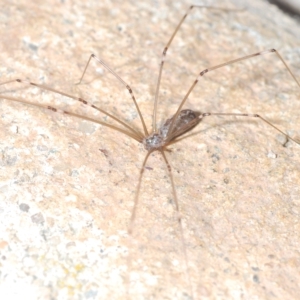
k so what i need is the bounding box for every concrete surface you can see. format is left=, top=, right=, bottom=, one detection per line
left=0, top=0, right=300, bottom=299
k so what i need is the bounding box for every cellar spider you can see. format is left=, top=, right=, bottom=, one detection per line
left=1, top=4, right=300, bottom=299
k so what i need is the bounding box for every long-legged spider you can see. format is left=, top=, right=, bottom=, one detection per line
left=1, top=3, right=300, bottom=299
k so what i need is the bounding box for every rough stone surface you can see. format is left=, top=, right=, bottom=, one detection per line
left=0, top=1, right=300, bottom=299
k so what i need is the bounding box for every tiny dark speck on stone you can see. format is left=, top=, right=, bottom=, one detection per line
left=31, top=212, right=45, bottom=224
left=19, top=203, right=30, bottom=212
left=224, top=178, right=229, bottom=184
left=253, top=274, right=259, bottom=283
left=28, top=43, right=38, bottom=51
left=145, top=166, right=153, bottom=170
left=211, top=153, right=220, bottom=163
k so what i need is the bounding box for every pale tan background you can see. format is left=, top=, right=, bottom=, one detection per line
left=0, top=0, right=300, bottom=299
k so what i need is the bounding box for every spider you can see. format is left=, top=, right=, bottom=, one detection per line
left=1, top=4, right=299, bottom=299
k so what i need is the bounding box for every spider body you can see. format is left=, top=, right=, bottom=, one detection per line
left=143, top=109, right=201, bottom=151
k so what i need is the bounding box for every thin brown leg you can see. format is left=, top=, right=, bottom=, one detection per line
left=126, top=150, right=152, bottom=297
left=169, top=112, right=300, bottom=146
left=0, top=78, right=143, bottom=141
left=203, top=112, right=300, bottom=144
left=167, top=49, right=300, bottom=136
left=77, top=54, right=149, bottom=136
left=160, top=150, right=194, bottom=300
left=128, top=150, right=153, bottom=234
left=152, top=5, right=244, bottom=132
left=0, top=94, right=141, bottom=142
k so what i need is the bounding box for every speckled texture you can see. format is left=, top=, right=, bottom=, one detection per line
left=0, top=1, right=300, bottom=299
